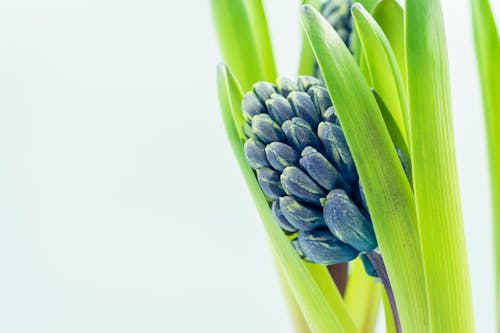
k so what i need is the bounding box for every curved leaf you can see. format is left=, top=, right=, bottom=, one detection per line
left=406, top=0, right=475, bottom=331
left=300, top=5, right=429, bottom=332
left=372, top=0, right=406, bottom=86
left=211, top=0, right=276, bottom=90
left=351, top=4, right=409, bottom=144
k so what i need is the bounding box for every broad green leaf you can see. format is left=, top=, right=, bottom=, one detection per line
left=351, top=4, right=409, bottom=144
left=471, top=0, right=500, bottom=327
left=217, top=64, right=358, bottom=333
left=344, top=259, right=381, bottom=333
left=300, top=5, right=429, bottom=332
left=406, top=0, right=475, bottom=331
left=244, top=0, right=277, bottom=81
left=372, top=0, right=406, bottom=86
left=211, top=0, right=276, bottom=90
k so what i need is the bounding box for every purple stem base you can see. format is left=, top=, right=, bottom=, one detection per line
left=365, top=251, right=402, bottom=333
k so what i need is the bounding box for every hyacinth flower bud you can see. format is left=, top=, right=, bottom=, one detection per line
left=281, top=166, right=326, bottom=206
left=256, top=167, right=285, bottom=200
left=308, top=85, right=333, bottom=115
left=297, top=75, right=323, bottom=91
left=279, top=196, right=325, bottom=231
left=243, top=137, right=270, bottom=170
left=288, top=91, right=322, bottom=128
left=265, top=94, right=295, bottom=125
left=271, top=201, right=297, bottom=233
left=252, top=81, right=278, bottom=102
left=323, top=106, right=340, bottom=125
left=318, top=121, right=358, bottom=184
left=282, top=117, right=322, bottom=152
left=323, top=189, right=377, bottom=252
left=276, top=76, right=298, bottom=97
left=265, top=142, right=300, bottom=172
left=242, top=92, right=265, bottom=121
left=291, top=237, right=311, bottom=262
left=297, top=228, right=359, bottom=265
left=252, top=114, right=286, bottom=144
left=299, top=146, right=350, bottom=192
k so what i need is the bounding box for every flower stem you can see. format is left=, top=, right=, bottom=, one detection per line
left=365, top=251, right=401, bottom=333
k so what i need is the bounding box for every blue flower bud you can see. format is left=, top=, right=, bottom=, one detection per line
left=299, top=146, right=350, bottom=192
left=298, top=228, right=359, bottom=265
left=277, top=76, right=298, bottom=97
left=308, top=86, right=332, bottom=115
left=279, top=196, right=325, bottom=231
left=318, top=122, right=358, bottom=184
left=323, top=106, right=339, bottom=125
left=281, top=166, right=326, bottom=206
left=256, top=167, right=286, bottom=200
left=266, top=94, right=295, bottom=125
left=271, top=201, right=297, bottom=233
left=322, top=1, right=341, bottom=18
left=265, top=142, right=299, bottom=172
left=242, top=92, right=265, bottom=121
left=252, top=114, right=286, bottom=144
left=297, top=75, right=323, bottom=91
left=323, top=189, right=377, bottom=252
left=360, top=253, right=378, bottom=277
left=243, top=137, right=270, bottom=170
left=282, top=117, right=322, bottom=152
left=291, top=237, right=311, bottom=261
left=253, top=81, right=278, bottom=103
left=288, top=91, right=321, bottom=128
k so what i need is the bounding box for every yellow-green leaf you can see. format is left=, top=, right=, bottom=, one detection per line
left=300, top=5, right=429, bottom=332
left=406, top=0, right=475, bottom=331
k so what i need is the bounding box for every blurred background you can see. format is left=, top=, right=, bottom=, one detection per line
left=0, top=0, right=497, bottom=332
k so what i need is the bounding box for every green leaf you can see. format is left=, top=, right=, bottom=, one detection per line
left=217, top=63, right=358, bottom=333
left=344, top=258, right=381, bottom=333
left=351, top=3, right=409, bottom=144
left=300, top=5, right=429, bottom=332
left=405, top=0, right=475, bottom=331
left=372, top=0, right=406, bottom=86
left=211, top=0, right=276, bottom=90
left=244, top=0, right=277, bottom=81
left=471, top=0, right=500, bottom=327
left=373, top=90, right=412, bottom=183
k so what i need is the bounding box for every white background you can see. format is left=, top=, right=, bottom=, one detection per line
left=0, top=0, right=497, bottom=332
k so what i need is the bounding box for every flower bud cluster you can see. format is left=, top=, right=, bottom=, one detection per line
left=242, top=76, right=381, bottom=273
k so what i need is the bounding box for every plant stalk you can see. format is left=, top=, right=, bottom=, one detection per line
left=365, top=252, right=401, bottom=333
